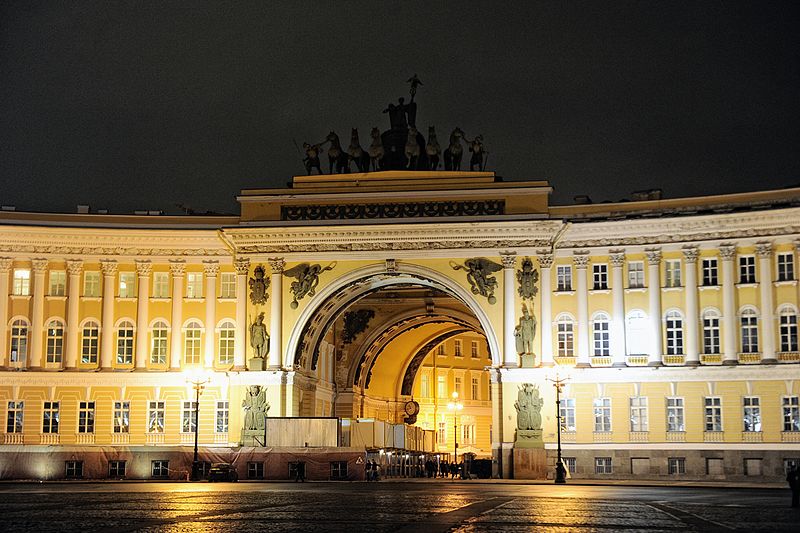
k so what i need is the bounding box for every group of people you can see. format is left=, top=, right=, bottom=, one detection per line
left=366, top=460, right=381, bottom=481
left=425, top=459, right=468, bottom=480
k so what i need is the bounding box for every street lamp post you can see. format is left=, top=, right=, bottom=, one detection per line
left=187, top=374, right=210, bottom=481
left=447, top=391, right=463, bottom=469
left=547, top=373, right=569, bottom=484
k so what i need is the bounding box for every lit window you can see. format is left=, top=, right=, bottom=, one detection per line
left=556, top=315, right=574, bottom=357
left=116, top=320, right=135, bottom=365
left=420, top=374, right=430, bottom=398
left=118, top=272, right=135, bottom=298
left=12, top=269, right=30, bottom=296
left=777, top=252, right=795, bottom=282
left=78, top=401, right=95, bottom=433
left=454, top=377, right=462, bottom=397
left=6, top=401, right=23, bottom=433
left=739, top=256, right=756, bottom=284
left=220, top=273, right=236, bottom=299
left=743, top=397, right=761, bottom=432
left=42, top=401, right=59, bottom=434
left=114, top=401, right=130, bottom=433
left=702, top=309, right=721, bottom=354
left=216, top=401, right=229, bottom=433
left=437, top=344, right=445, bottom=356
left=704, top=397, right=722, bottom=431
left=556, top=265, right=572, bottom=291
left=471, top=377, right=479, bottom=400
left=49, top=270, right=66, bottom=296
left=630, top=397, right=648, bottom=432
left=10, top=319, right=29, bottom=364
left=665, top=311, right=684, bottom=355
left=45, top=319, right=64, bottom=364
left=437, top=376, right=446, bottom=398
left=784, top=396, right=800, bottom=432
left=83, top=271, right=100, bottom=297
left=592, top=264, right=608, bottom=290
left=437, top=421, right=446, bottom=445
left=182, top=401, right=197, bottom=433
left=462, top=424, right=475, bottom=445
left=740, top=309, right=759, bottom=353
left=81, top=320, right=100, bottom=364
left=594, top=457, right=612, bottom=474
left=628, top=261, right=644, bottom=288
left=779, top=308, right=798, bottom=352
left=667, top=397, right=685, bottom=432
left=665, top=259, right=681, bottom=288
left=218, top=320, right=235, bottom=366
left=593, top=398, right=611, bottom=432
left=592, top=313, right=610, bottom=356
left=148, top=401, right=165, bottom=433
left=454, top=340, right=462, bottom=357
left=560, top=398, right=576, bottom=432
left=153, top=272, right=169, bottom=298
left=186, top=273, right=203, bottom=299
left=471, top=340, right=479, bottom=358
left=151, top=320, right=169, bottom=365
left=184, top=320, right=202, bottom=365
left=702, top=258, right=718, bottom=286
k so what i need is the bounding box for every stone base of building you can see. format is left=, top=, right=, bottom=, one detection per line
left=513, top=447, right=547, bottom=479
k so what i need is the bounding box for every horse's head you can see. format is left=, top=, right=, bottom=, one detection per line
left=370, top=127, right=380, bottom=139
left=428, top=126, right=437, bottom=140
left=351, top=128, right=359, bottom=141
left=326, top=131, right=339, bottom=143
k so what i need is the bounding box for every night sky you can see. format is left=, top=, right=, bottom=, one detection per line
left=1, top=1, right=799, bottom=215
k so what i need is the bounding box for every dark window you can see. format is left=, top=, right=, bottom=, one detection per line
left=330, top=461, right=348, bottom=480
left=109, top=460, right=126, bottom=478
left=65, top=460, right=83, bottom=479
left=248, top=462, right=265, bottom=479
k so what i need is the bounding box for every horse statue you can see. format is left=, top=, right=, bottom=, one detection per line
left=348, top=128, right=370, bottom=173
left=326, top=131, right=349, bottom=174
left=368, top=127, right=384, bottom=171
left=426, top=126, right=441, bottom=170
left=443, top=127, right=465, bottom=171
left=405, top=126, right=421, bottom=170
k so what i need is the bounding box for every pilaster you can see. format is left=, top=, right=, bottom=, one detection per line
left=64, top=259, right=83, bottom=369
left=169, top=260, right=186, bottom=370
left=609, top=250, right=626, bottom=365
left=538, top=252, right=553, bottom=364
left=99, top=259, right=118, bottom=370
left=645, top=248, right=663, bottom=365
left=233, top=258, right=249, bottom=370
left=269, top=258, right=285, bottom=369
left=756, top=242, right=776, bottom=363
left=29, top=259, right=48, bottom=369
left=719, top=244, right=738, bottom=365
left=574, top=252, right=590, bottom=365
left=203, top=261, right=219, bottom=368
left=500, top=252, right=517, bottom=367
left=682, top=247, right=700, bottom=365
left=134, top=260, right=151, bottom=370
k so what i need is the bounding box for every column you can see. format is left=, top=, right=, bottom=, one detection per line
left=574, top=252, right=590, bottom=365
left=646, top=249, right=663, bottom=365
left=64, top=259, right=83, bottom=370
left=719, top=244, right=738, bottom=365
left=29, top=259, right=48, bottom=368
left=609, top=250, right=626, bottom=365
left=683, top=247, right=700, bottom=365
left=500, top=252, right=517, bottom=367
left=268, top=258, right=285, bottom=370
left=233, top=258, right=249, bottom=370
left=0, top=258, right=12, bottom=368
left=169, top=260, right=185, bottom=370
left=134, top=260, right=151, bottom=370
left=489, top=368, right=505, bottom=478
left=203, top=261, right=219, bottom=368
left=538, top=253, right=554, bottom=364
left=756, top=242, right=776, bottom=363
left=99, top=259, right=118, bottom=370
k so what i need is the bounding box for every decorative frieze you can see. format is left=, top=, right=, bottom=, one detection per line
left=281, top=200, right=505, bottom=221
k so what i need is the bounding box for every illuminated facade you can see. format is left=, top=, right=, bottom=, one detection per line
left=0, top=171, right=799, bottom=481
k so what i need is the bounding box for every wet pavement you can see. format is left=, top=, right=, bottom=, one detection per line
left=0, top=480, right=796, bottom=532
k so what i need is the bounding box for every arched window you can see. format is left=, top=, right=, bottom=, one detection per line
left=779, top=306, right=798, bottom=353
left=184, top=320, right=202, bottom=365
left=702, top=309, right=721, bottom=355
left=151, top=320, right=169, bottom=365
left=116, top=320, right=135, bottom=365
left=10, top=319, right=29, bottom=364
left=665, top=311, right=684, bottom=355
left=81, top=320, right=100, bottom=365
left=556, top=314, right=575, bottom=357
left=592, top=312, right=610, bottom=356
left=740, top=308, right=759, bottom=353
left=45, top=319, right=65, bottom=364
left=217, top=320, right=235, bottom=366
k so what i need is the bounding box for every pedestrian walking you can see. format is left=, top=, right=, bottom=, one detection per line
left=787, top=463, right=799, bottom=508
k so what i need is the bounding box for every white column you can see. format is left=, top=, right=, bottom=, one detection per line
left=756, top=242, right=776, bottom=362
left=719, top=244, right=738, bottom=365
left=574, top=252, right=590, bottom=365
left=500, top=252, right=517, bottom=367
left=683, top=247, right=700, bottom=365
left=169, top=260, right=185, bottom=370
left=269, top=258, right=285, bottom=369
left=538, top=253, right=554, bottom=365
left=233, top=258, right=249, bottom=370
left=646, top=249, right=663, bottom=365
left=29, top=259, right=48, bottom=368
left=203, top=261, right=219, bottom=369
left=134, top=260, right=151, bottom=370
left=609, top=250, right=626, bottom=365
left=99, top=259, right=118, bottom=370
left=0, top=258, right=12, bottom=368
left=64, top=260, right=83, bottom=370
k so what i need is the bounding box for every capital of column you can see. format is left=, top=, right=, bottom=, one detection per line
left=609, top=250, right=625, bottom=268
left=31, top=258, right=49, bottom=274
left=755, top=241, right=773, bottom=258
left=234, top=257, right=250, bottom=275
left=719, top=243, right=736, bottom=261
left=500, top=252, right=517, bottom=269
left=645, top=248, right=662, bottom=265
left=203, top=260, right=220, bottom=277
left=169, top=260, right=186, bottom=277
left=100, top=259, right=118, bottom=276
left=0, top=257, right=13, bottom=272
left=66, top=259, right=84, bottom=276
left=537, top=252, right=554, bottom=269
left=682, top=246, right=699, bottom=264
left=573, top=251, right=590, bottom=269
left=135, top=260, right=152, bottom=277
left=269, top=257, right=286, bottom=274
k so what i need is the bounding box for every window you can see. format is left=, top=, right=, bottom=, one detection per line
left=595, top=457, right=612, bottom=474
left=665, top=259, right=681, bottom=288
left=151, top=460, right=169, bottom=478
left=12, top=269, right=30, bottom=295
left=471, top=377, right=479, bottom=400
left=562, top=457, right=576, bottom=474
left=740, top=309, right=759, bottom=353
left=114, top=401, right=130, bottom=433
left=119, top=272, right=135, bottom=298
left=148, top=401, right=165, bottom=433
left=743, top=397, right=761, bottom=432
left=739, top=256, right=756, bottom=284
left=784, top=459, right=800, bottom=476
left=744, top=458, right=762, bottom=476
left=462, top=424, right=475, bottom=445
left=779, top=308, right=798, bottom=352
left=630, top=397, right=648, bottom=432
left=665, top=311, right=684, bottom=355
left=218, top=320, right=235, bottom=366
left=116, top=320, right=134, bottom=365
left=668, top=457, right=686, bottom=475
left=556, top=315, right=575, bottom=357
left=46, top=319, right=64, bottom=364
left=704, top=397, right=722, bottom=431
left=437, top=376, right=446, bottom=398
left=49, top=270, right=66, bottom=296
left=593, top=398, right=611, bottom=432
left=6, top=401, right=23, bottom=433
left=109, top=460, right=126, bottom=478
left=153, top=272, right=169, bottom=298
left=777, top=252, right=795, bottom=282
left=81, top=320, right=100, bottom=364
left=10, top=319, right=28, bottom=364
left=220, top=273, right=236, bottom=299
left=784, top=396, right=800, bottom=432
left=436, top=344, right=445, bottom=356
left=247, top=462, right=264, bottom=479
left=471, top=340, right=479, bottom=358
left=702, top=258, right=718, bottom=286
left=556, top=265, right=572, bottom=291
left=437, top=421, right=446, bottom=444
left=628, top=261, right=644, bottom=288
left=592, top=313, right=610, bottom=356
left=216, top=401, right=229, bottom=433
left=702, top=310, right=721, bottom=354
left=78, top=401, right=95, bottom=433
left=182, top=401, right=197, bottom=433
left=83, top=271, right=100, bottom=297
left=186, top=273, right=203, bottom=299
left=184, top=321, right=202, bottom=365
left=454, top=377, right=462, bottom=397
left=667, top=397, right=685, bottom=432
left=560, top=398, right=576, bottom=432
left=42, top=401, right=59, bottom=433
left=330, top=461, right=348, bottom=480
left=65, top=460, right=83, bottom=479
left=150, top=320, right=168, bottom=365
left=454, top=339, right=462, bottom=357
left=592, top=263, right=608, bottom=290
left=420, top=374, right=430, bottom=398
